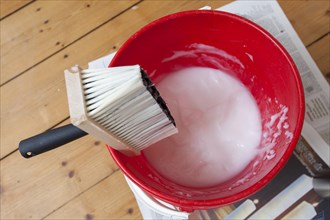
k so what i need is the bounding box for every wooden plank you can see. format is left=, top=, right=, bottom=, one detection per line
left=1, top=2, right=233, bottom=219
left=2, top=0, right=328, bottom=159
left=1, top=1, right=329, bottom=220
left=0, top=120, right=125, bottom=219
left=1, top=0, right=326, bottom=159
left=1, top=57, right=70, bottom=158
left=0, top=0, right=33, bottom=19
left=44, top=171, right=142, bottom=220
left=307, top=34, right=330, bottom=84
left=0, top=0, right=138, bottom=84
left=2, top=1, right=326, bottom=85
left=279, top=0, right=329, bottom=46
left=0, top=0, right=229, bottom=158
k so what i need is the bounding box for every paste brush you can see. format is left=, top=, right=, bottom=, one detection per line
left=19, top=65, right=177, bottom=158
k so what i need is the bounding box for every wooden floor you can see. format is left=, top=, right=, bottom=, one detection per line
left=1, top=0, right=329, bottom=219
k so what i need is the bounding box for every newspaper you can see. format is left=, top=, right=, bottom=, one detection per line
left=88, top=0, right=329, bottom=219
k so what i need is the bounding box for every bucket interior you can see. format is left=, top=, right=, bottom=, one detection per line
left=109, top=10, right=304, bottom=210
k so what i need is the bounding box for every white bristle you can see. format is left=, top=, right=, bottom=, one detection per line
left=80, top=64, right=178, bottom=151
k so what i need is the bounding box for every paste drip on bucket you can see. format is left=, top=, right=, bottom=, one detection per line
left=143, top=67, right=262, bottom=188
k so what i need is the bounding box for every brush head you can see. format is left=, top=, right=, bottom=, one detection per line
left=65, top=65, right=177, bottom=154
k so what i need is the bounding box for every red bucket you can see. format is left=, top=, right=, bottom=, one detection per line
left=108, top=10, right=304, bottom=211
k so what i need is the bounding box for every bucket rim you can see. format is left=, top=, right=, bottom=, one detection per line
left=108, top=9, right=305, bottom=210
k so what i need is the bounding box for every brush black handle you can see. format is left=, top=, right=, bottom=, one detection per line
left=19, top=124, right=87, bottom=158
